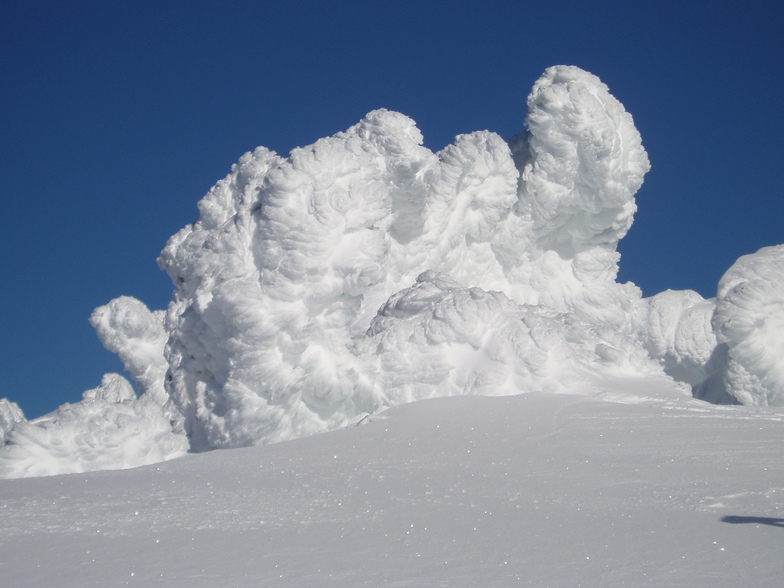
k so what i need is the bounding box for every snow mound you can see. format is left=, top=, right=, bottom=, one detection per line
left=0, top=374, right=188, bottom=479
left=640, top=245, right=784, bottom=406
left=3, top=65, right=783, bottom=478
left=713, top=245, right=784, bottom=405
left=642, top=289, right=718, bottom=387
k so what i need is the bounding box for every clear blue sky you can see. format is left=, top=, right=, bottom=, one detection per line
left=2, top=1, right=782, bottom=419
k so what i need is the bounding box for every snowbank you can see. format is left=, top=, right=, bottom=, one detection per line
left=1, top=65, right=782, bottom=478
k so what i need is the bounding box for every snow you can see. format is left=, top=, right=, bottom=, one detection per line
left=641, top=289, right=723, bottom=393
left=0, top=399, right=24, bottom=444
left=0, top=374, right=187, bottom=479
left=2, top=390, right=784, bottom=586
left=151, top=64, right=662, bottom=454
left=89, top=297, right=169, bottom=406
left=521, top=65, right=648, bottom=256
left=0, top=65, right=783, bottom=482
left=711, top=245, right=784, bottom=406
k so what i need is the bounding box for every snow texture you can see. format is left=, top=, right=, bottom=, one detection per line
left=0, top=399, right=24, bottom=445
left=642, top=289, right=720, bottom=388
left=154, top=64, right=661, bottom=452
left=90, top=296, right=169, bottom=406
left=713, top=245, right=784, bottom=405
left=1, top=65, right=782, bottom=478
left=3, top=392, right=784, bottom=587
left=0, top=374, right=187, bottom=479
left=639, top=245, right=784, bottom=407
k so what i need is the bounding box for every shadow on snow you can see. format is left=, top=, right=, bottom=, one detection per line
left=721, top=515, right=784, bottom=527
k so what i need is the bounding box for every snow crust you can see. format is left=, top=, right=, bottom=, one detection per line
left=1, top=65, right=782, bottom=478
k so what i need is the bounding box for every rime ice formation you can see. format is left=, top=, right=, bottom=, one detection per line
left=0, top=399, right=24, bottom=445
left=0, top=373, right=187, bottom=479
left=521, top=66, right=648, bottom=256
left=642, top=289, right=720, bottom=389
left=0, top=299, right=188, bottom=478
left=1, top=65, right=782, bottom=478
left=638, top=245, right=784, bottom=407
left=712, top=245, right=784, bottom=405
left=155, top=65, right=659, bottom=451
left=90, top=296, right=171, bottom=405
left=365, top=271, right=661, bottom=406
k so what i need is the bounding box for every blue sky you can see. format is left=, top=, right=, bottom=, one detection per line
left=2, top=1, right=782, bottom=419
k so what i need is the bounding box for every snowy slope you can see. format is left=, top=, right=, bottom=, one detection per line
left=2, top=379, right=784, bottom=587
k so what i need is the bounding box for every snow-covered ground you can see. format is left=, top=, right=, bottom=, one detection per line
left=2, top=380, right=783, bottom=586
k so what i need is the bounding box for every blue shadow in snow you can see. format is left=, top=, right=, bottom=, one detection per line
left=721, top=516, right=784, bottom=527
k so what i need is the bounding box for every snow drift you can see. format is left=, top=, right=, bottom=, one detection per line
left=1, top=65, right=782, bottom=478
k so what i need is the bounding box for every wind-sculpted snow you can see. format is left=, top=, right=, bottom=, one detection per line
left=0, top=374, right=188, bottom=479
left=521, top=65, right=648, bottom=256
left=155, top=65, right=658, bottom=451
left=1, top=65, right=782, bottom=478
left=712, top=245, right=784, bottom=405
left=366, top=271, right=663, bottom=405
left=90, top=296, right=169, bottom=405
left=639, top=246, right=784, bottom=407
left=0, top=399, right=24, bottom=445
left=642, top=290, right=718, bottom=386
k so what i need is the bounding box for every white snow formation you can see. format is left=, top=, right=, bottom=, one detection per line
left=712, top=245, right=784, bottom=405
left=1, top=65, right=782, bottom=478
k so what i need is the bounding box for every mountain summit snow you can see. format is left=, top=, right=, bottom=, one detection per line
left=2, top=66, right=782, bottom=479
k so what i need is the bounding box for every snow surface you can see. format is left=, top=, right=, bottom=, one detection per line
left=2, top=390, right=784, bottom=586
left=1, top=65, right=783, bottom=479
